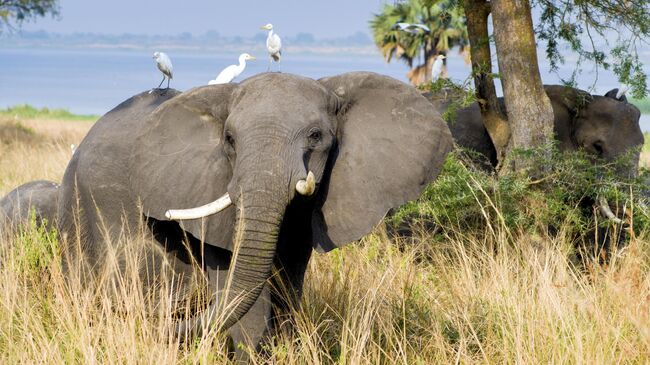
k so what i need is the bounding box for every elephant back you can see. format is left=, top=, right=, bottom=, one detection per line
left=0, top=180, right=60, bottom=233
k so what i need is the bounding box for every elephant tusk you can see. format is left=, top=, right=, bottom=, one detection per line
left=598, top=196, right=623, bottom=225
left=296, top=171, right=316, bottom=196
left=165, top=193, right=232, bottom=220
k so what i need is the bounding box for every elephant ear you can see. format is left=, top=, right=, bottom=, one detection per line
left=131, top=85, right=237, bottom=251
left=604, top=88, right=628, bottom=102
left=545, top=85, right=595, bottom=121
left=313, top=72, right=453, bottom=252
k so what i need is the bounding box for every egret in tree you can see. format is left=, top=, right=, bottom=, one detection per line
left=393, top=22, right=431, bottom=34
left=208, top=53, right=256, bottom=85
left=260, top=23, right=282, bottom=71
left=152, top=51, right=173, bottom=90
left=431, top=54, right=446, bottom=81
left=616, top=84, right=630, bottom=100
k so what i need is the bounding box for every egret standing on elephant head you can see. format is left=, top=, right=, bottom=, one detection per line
left=261, top=23, right=282, bottom=72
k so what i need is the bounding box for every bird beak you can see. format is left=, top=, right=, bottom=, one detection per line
left=260, top=26, right=267, bottom=30
left=249, top=56, right=257, bottom=60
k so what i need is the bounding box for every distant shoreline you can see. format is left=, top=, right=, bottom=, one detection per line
left=1, top=43, right=381, bottom=56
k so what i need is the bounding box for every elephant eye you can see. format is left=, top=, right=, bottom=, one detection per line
left=225, top=131, right=235, bottom=148
left=592, top=140, right=604, bottom=156
left=308, top=129, right=322, bottom=145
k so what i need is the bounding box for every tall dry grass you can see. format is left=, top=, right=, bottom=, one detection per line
left=0, top=115, right=648, bottom=363
left=0, top=116, right=91, bottom=193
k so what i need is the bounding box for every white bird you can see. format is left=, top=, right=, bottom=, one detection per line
left=152, top=51, right=173, bottom=90
left=616, top=84, right=630, bottom=99
left=394, top=22, right=430, bottom=34
left=260, top=23, right=282, bottom=71
left=431, top=54, right=446, bottom=81
left=208, top=53, right=256, bottom=85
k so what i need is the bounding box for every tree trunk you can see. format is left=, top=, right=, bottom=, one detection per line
left=492, top=0, right=554, bottom=172
left=464, top=0, right=510, bottom=166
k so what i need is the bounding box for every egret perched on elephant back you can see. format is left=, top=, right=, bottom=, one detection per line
left=152, top=51, right=173, bottom=90
left=208, top=53, right=256, bottom=85
left=261, top=23, right=282, bottom=71
left=431, top=54, right=446, bottom=81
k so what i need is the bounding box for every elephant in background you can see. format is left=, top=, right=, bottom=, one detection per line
left=425, top=85, right=643, bottom=172
left=424, top=85, right=643, bottom=260
left=0, top=180, right=60, bottom=234
left=54, top=73, right=452, bottom=357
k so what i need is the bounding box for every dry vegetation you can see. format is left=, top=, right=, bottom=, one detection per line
left=0, top=114, right=649, bottom=364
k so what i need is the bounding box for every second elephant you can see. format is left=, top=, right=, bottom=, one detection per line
left=425, top=85, right=643, bottom=171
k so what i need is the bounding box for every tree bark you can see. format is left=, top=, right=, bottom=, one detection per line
left=464, top=0, right=510, bottom=166
left=492, top=0, right=554, bottom=172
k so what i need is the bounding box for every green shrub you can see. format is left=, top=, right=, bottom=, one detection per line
left=389, top=144, right=649, bottom=243
left=11, top=211, right=60, bottom=275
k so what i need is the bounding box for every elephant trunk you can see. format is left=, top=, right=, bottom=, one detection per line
left=176, top=178, right=286, bottom=339
left=221, top=195, right=283, bottom=329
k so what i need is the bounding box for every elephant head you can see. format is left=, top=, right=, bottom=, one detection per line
left=546, top=85, right=644, bottom=176
left=130, top=72, right=452, bottom=332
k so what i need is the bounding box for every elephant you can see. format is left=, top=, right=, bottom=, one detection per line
left=424, top=85, right=644, bottom=172
left=424, top=85, right=643, bottom=261
left=0, top=180, right=60, bottom=233
left=54, top=73, right=453, bottom=358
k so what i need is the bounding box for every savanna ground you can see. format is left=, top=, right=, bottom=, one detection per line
left=0, top=106, right=649, bottom=364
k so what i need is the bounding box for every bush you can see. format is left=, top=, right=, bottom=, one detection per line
left=389, top=144, right=650, bottom=252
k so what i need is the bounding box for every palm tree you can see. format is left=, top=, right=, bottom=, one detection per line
left=370, top=0, right=469, bottom=85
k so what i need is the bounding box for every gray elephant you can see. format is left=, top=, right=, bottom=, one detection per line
left=425, top=85, right=642, bottom=261
left=0, top=180, right=60, bottom=233
left=425, top=85, right=644, bottom=171
left=55, top=73, right=452, bottom=357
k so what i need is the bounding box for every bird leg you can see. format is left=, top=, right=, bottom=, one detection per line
left=267, top=57, right=272, bottom=72
left=160, top=77, right=170, bottom=95
left=157, top=76, right=165, bottom=89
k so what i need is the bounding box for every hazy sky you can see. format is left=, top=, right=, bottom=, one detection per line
left=21, top=0, right=391, bottom=37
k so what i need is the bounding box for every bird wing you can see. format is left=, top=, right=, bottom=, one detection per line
left=160, top=53, right=173, bottom=78
left=431, top=59, right=444, bottom=80
left=396, top=22, right=409, bottom=30
left=412, top=24, right=430, bottom=32
left=268, top=34, right=282, bottom=54
left=212, top=64, right=238, bottom=84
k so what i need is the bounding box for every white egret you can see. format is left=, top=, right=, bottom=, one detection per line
left=260, top=23, right=282, bottom=71
left=152, top=51, right=173, bottom=90
left=616, top=84, right=630, bottom=100
left=394, top=22, right=430, bottom=34
left=208, top=53, right=256, bottom=85
left=431, top=54, right=446, bottom=81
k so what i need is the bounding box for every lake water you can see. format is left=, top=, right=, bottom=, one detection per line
left=1, top=47, right=648, bottom=130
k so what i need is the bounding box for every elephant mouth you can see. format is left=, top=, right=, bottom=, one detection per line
left=143, top=215, right=231, bottom=316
